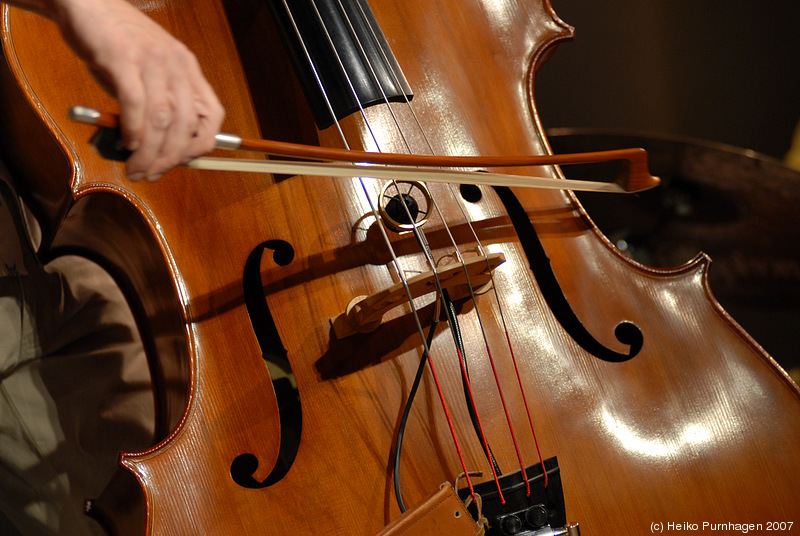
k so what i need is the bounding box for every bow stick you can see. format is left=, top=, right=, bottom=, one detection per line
left=69, top=106, right=660, bottom=193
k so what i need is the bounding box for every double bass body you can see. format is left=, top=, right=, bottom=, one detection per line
left=1, top=0, right=798, bottom=534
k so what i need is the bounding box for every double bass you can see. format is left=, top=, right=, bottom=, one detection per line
left=1, top=0, right=799, bottom=534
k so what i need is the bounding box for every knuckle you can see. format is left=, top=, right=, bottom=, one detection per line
left=150, top=106, right=173, bottom=130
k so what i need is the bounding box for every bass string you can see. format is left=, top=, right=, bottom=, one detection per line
left=318, top=1, right=518, bottom=499
left=282, top=0, right=444, bottom=387
left=281, top=0, right=545, bottom=501
left=274, top=0, right=476, bottom=485
left=284, top=0, right=493, bottom=503
left=304, top=0, right=540, bottom=502
left=343, top=0, right=550, bottom=491
left=293, top=0, right=495, bottom=498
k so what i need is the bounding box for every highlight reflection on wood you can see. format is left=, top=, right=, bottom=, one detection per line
left=2, top=0, right=798, bottom=535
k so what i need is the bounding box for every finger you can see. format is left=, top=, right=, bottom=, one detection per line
left=125, top=51, right=172, bottom=181
left=185, top=59, right=225, bottom=159
left=144, top=53, right=198, bottom=179
left=113, top=62, right=147, bottom=157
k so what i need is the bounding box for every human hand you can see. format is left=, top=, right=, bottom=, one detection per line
left=51, top=0, right=225, bottom=181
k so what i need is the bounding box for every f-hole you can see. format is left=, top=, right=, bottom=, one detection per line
left=493, top=187, right=644, bottom=362
left=231, top=239, right=302, bottom=489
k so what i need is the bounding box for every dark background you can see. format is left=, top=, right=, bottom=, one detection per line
left=535, top=1, right=800, bottom=160
left=533, top=1, right=800, bottom=375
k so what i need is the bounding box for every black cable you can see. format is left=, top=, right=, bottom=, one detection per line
left=440, top=289, right=502, bottom=478
left=393, top=315, right=440, bottom=513
left=393, top=290, right=504, bottom=513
